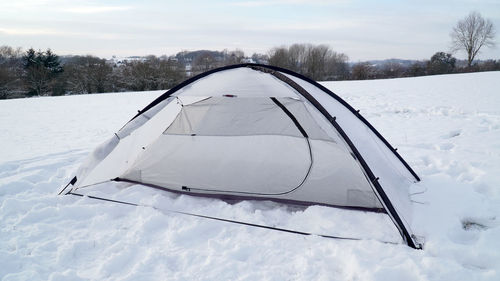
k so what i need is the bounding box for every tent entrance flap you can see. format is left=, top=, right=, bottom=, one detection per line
left=123, top=135, right=311, bottom=195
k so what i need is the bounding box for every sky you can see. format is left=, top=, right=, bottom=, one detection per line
left=0, top=0, right=499, bottom=61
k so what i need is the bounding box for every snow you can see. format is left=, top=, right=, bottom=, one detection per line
left=1, top=72, right=499, bottom=280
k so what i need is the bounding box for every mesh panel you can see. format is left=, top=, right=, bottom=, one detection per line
left=164, top=97, right=333, bottom=140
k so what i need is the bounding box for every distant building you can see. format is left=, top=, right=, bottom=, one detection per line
left=241, top=58, right=256, bottom=64
left=185, top=63, right=192, bottom=77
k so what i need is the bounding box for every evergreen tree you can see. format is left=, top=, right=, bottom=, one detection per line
left=23, top=48, right=63, bottom=96
left=427, top=52, right=456, bottom=75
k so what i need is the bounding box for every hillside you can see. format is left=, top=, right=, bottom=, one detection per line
left=1, top=72, right=499, bottom=280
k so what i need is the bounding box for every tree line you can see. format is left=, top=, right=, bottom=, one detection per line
left=0, top=47, right=264, bottom=99
left=0, top=47, right=188, bottom=99
left=349, top=52, right=500, bottom=80
left=2, top=44, right=499, bottom=100
left=0, top=12, right=496, bottom=99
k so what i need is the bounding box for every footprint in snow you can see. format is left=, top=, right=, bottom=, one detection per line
left=438, top=143, right=455, bottom=151
left=462, top=217, right=498, bottom=231
left=442, top=129, right=462, bottom=139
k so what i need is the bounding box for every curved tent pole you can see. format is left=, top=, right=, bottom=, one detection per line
left=265, top=65, right=421, bottom=183
left=128, top=63, right=420, bottom=183
left=248, top=66, right=419, bottom=249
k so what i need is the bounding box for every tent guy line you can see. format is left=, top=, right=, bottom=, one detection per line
left=64, top=191, right=400, bottom=246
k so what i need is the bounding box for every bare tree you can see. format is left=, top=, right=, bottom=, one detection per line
left=351, top=63, right=376, bottom=80
left=304, top=44, right=329, bottom=80
left=268, top=46, right=290, bottom=69
left=63, top=55, right=113, bottom=94
left=406, top=61, right=427, bottom=77
left=268, top=43, right=349, bottom=81
left=192, top=52, right=218, bottom=73
left=288, top=44, right=307, bottom=72
left=380, top=62, right=405, bottom=78
left=0, top=67, right=13, bottom=99
left=223, top=49, right=245, bottom=65
left=324, top=50, right=349, bottom=80
left=451, top=11, right=496, bottom=67
left=119, top=55, right=186, bottom=91
left=0, top=46, right=24, bottom=99
left=250, top=53, right=269, bottom=64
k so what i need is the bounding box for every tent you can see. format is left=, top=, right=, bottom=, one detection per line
left=62, top=64, right=422, bottom=249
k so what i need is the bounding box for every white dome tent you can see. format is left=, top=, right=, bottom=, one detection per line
left=60, top=64, right=422, bottom=249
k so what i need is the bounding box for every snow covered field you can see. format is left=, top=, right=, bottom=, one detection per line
left=1, top=71, right=499, bottom=280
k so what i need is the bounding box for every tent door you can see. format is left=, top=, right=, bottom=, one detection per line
left=123, top=97, right=313, bottom=195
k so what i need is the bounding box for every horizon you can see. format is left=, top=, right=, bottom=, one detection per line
left=56, top=52, right=499, bottom=64
left=1, top=1, right=499, bottom=61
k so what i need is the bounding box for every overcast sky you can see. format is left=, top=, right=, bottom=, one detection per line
left=1, top=0, right=499, bottom=61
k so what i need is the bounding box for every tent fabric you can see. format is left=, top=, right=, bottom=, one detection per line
left=67, top=64, right=421, bottom=248
left=175, top=67, right=300, bottom=98
left=283, top=73, right=418, bottom=246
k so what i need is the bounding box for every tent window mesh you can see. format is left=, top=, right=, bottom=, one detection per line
left=164, top=97, right=332, bottom=140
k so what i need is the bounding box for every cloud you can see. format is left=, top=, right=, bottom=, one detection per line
left=232, top=0, right=347, bottom=7
left=0, top=27, right=61, bottom=35
left=246, top=20, right=359, bottom=31
left=62, top=5, right=132, bottom=14
left=0, top=1, right=132, bottom=14
left=0, top=27, right=122, bottom=40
